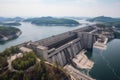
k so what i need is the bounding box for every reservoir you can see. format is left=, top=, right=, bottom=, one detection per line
left=0, top=20, right=120, bottom=80
left=90, top=39, right=120, bottom=80
left=0, top=20, right=91, bottom=52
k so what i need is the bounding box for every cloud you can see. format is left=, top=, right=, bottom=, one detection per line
left=0, top=0, right=119, bottom=17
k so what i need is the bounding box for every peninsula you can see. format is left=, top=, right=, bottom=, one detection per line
left=0, top=26, right=21, bottom=43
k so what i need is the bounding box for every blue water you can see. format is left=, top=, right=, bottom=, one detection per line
left=90, top=39, right=120, bottom=80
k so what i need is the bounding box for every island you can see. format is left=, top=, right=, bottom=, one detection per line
left=0, top=26, right=22, bottom=43
left=24, top=17, right=80, bottom=26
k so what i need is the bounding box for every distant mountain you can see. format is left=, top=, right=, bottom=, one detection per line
left=88, top=16, right=120, bottom=22
left=12, top=17, right=24, bottom=22
left=24, top=17, right=80, bottom=26
left=0, top=17, right=24, bottom=22
left=89, top=16, right=120, bottom=28
left=62, top=17, right=90, bottom=20
left=1, top=22, right=21, bottom=26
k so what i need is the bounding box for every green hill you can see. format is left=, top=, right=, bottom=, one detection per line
left=88, top=16, right=120, bottom=22
left=2, top=22, right=21, bottom=26
left=88, top=16, right=120, bottom=28
left=24, top=17, right=80, bottom=26
left=0, top=49, right=70, bottom=80
left=0, top=26, right=21, bottom=43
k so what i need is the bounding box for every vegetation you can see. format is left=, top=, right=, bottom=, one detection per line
left=0, top=26, right=21, bottom=43
left=0, top=51, right=70, bottom=80
left=0, top=56, right=8, bottom=70
left=88, top=16, right=120, bottom=22
left=0, top=46, right=70, bottom=80
left=0, top=46, right=19, bottom=57
left=0, top=17, right=23, bottom=22
left=24, top=61, right=69, bottom=80
left=95, top=23, right=111, bottom=28
left=0, top=70, right=24, bottom=80
left=95, top=21, right=120, bottom=28
left=0, top=46, right=19, bottom=73
left=88, top=16, right=120, bottom=28
left=24, top=17, right=80, bottom=26
left=12, top=52, right=36, bottom=70
left=0, top=61, right=70, bottom=80
left=0, top=26, right=20, bottom=37
left=2, top=22, right=21, bottom=26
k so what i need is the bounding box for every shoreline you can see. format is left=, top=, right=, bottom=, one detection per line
left=0, top=31, right=22, bottom=44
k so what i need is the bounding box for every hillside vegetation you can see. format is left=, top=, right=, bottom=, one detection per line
left=88, top=16, right=120, bottom=28
left=0, top=47, right=70, bottom=80
left=1, top=22, right=21, bottom=26
left=0, top=26, right=21, bottom=43
left=24, top=17, right=80, bottom=26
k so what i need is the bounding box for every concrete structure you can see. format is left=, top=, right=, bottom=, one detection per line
left=93, top=37, right=108, bottom=50
left=14, top=25, right=116, bottom=80
left=19, top=46, right=33, bottom=53
left=64, top=65, right=95, bottom=80
left=72, top=50, right=94, bottom=69
left=26, top=26, right=97, bottom=66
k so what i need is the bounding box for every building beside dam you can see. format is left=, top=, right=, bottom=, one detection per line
left=20, top=26, right=97, bottom=66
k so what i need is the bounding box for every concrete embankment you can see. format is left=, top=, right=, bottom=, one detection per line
left=93, top=37, right=108, bottom=50
left=64, top=65, right=95, bottom=80
left=72, top=50, right=94, bottom=69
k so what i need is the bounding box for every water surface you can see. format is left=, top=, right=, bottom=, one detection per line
left=90, top=39, right=120, bottom=80
left=0, top=20, right=91, bottom=52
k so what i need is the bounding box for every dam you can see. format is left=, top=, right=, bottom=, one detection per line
left=6, top=24, right=115, bottom=80
left=18, top=26, right=97, bottom=66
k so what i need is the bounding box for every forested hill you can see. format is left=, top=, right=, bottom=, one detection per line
left=88, top=16, right=120, bottom=28
left=88, top=16, right=120, bottom=22
left=24, top=17, right=80, bottom=26
left=0, top=26, right=21, bottom=42
left=0, top=22, right=21, bottom=26
left=0, top=17, right=23, bottom=22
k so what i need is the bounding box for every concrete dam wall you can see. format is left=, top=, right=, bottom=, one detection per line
left=25, top=26, right=97, bottom=66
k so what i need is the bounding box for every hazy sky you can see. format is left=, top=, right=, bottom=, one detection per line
left=0, top=0, right=120, bottom=17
